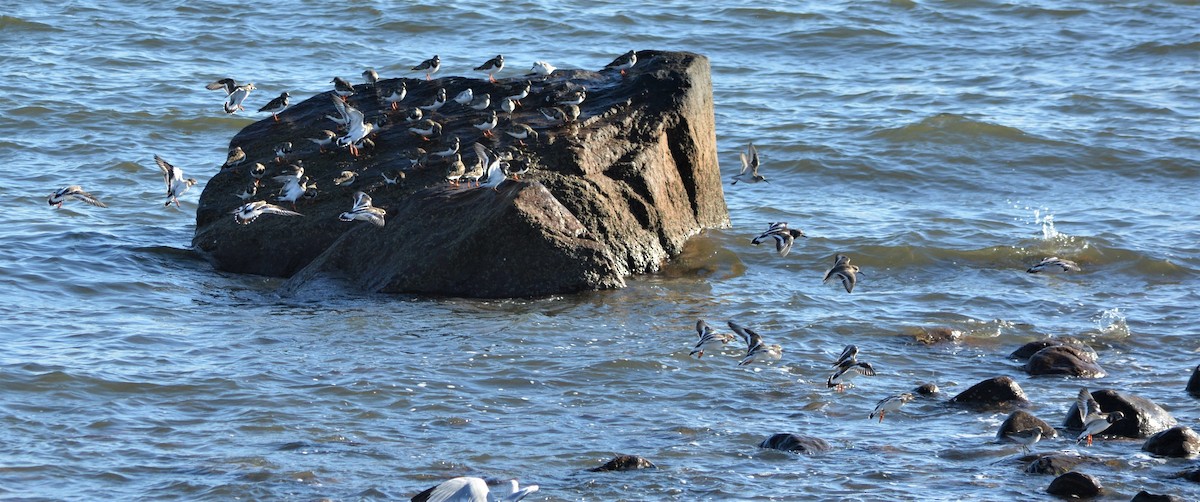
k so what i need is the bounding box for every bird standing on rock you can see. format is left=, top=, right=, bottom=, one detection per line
left=474, top=54, right=504, bottom=82
left=412, top=55, right=441, bottom=80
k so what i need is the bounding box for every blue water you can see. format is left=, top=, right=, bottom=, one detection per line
left=1, top=1, right=1198, bottom=500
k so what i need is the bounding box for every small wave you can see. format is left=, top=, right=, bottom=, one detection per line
left=870, top=113, right=1048, bottom=145
left=0, top=15, right=58, bottom=32
left=1119, top=39, right=1200, bottom=57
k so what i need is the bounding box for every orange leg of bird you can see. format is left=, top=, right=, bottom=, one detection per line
left=273, top=114, right=280, bottom=122
left=1086, top=435, right=1093, bottom=446
left=391, top=102, right=399, bottom=111
left=878, top=411, right=885, bottom=423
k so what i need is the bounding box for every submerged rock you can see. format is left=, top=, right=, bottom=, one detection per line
left=1046, top=471, right=1103, bottom=498
left=1026, top=453, right=1088, bottom=476
left=758, top=433, right=832, bottom=454
left=997, top=410, right=1057, bottom=440
left=1009, top=337, right=1097, bottom=361
left=1187, top=364, right=1200, bottom=397
left=1025, top=345, right=1106, bottom=378
left=192, top=50, right=729, bottom=298
left=950, top=376, right=1030, bottom=409
left=1131, top=491, right=1185, bottom=502
left=589, top=454, right=657, bottom=472
left=1141, top=426, right=1200, bottom=458
left=1063, top=389, right=1176, bottom=439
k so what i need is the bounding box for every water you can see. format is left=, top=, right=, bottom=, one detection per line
left=2, top=1, right=1198, bottom=500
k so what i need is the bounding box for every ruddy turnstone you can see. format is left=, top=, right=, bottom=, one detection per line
left=505, top=122, right=538, bottom=145
left=405, top=107, right=424, bottom=123
left=338, top=191, right=385, bottom=227
left=258, top=91, right=290, bottom=122
left=472, top=110, right=498, bottom=138
left=1074, top=388, right=1124, bottom=446
left=827, top=361, right=876, bottom=392
left=250, top=162, right=267, bottom=186
left=432, top=136, right=459, bottom=158
left=474, top=54, right=504, bottom=82
left=333, top=170, right=357, bottom=186
left=383, top=82, right=407, bottom=110
left=732, top=142, right=766, bottom=185
left=331, top=76, right=355, bottom=101
left=689, top=319, right=734, bottom=358
left=412, top=477, right=538, bottom=502
left=273, top=141, right=293, bottom=164
left=869, top=393, right=914, bottom=423
left=462, top=155, right=485, bottom=188
left=504, top=80, right=530, bottom=107
left=205, top=77, right=241, bottom=95
left=235, top=184, right=258, bottom=200
left=332, top=98, right=377, bottom=157
left=223, top=83, right=256, bottom=114
left=528, top=60, right=556, bottom=77
left=556, top=86, right=586, bottom=106
left=605, top=50, right=637, bottom=75
left=474, top=142, right=505, bottom=190
left=275, top=175, right=311, bottom=209
left=308, top=130, right=337, bottom=153
left=1027, top=257, right=1081, bottom=274
left=231, top=200, right=302, bottom=225
left=420, top=88, right=447, bottom=115
left=408, top=119, right=442, bottom=140
left=727, top=320, right=783, bottom=366
left=832, top=344, right=859, bottom=370
left=1005, top=428, right=1043, bottom=453
left=221, top=146, right=247, bottom=171
left=153, top=154, right=198, bottom=208
left=445, top=153, right=465, bottom=188
left=48, top=185, right=107, bottom=208
left=412, top=55, right=440, bottom=80
left=823, top=254, right=861, bottom=294
left=381, top=170, right=404, bottom=187
left=453, top=88, right=473, bottom=106
left=751, top=222, right=807, bottom=257
left=468, top=92, right=491, bottom=111
left=503, top=156, right=531, bottom=181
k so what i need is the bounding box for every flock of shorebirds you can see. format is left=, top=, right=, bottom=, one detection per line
left=46, top=50, right=640, bottom=234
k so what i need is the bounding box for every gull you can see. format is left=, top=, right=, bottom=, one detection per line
left=338, top=191, right=386, bottom=227
left=153, top=154, right=198, bottom=208
left=48, top=185, right=107, bottom=208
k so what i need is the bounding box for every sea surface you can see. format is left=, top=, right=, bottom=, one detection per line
left=1, top=1, right=1198, bottom=500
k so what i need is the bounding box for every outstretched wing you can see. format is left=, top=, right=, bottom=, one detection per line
left=747, top=143, right=760, bottom=174
left=153, top=154, right=179, bottom=193
left=351, top=191, right=372, bottom=211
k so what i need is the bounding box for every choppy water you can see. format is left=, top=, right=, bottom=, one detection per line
left=2, top=1, right=1199, bottom=500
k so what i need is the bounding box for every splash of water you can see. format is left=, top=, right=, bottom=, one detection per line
left=1093, top=308, right=1129, bottom=338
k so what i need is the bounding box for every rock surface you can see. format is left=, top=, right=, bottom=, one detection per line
left=997, top=410, right=1057, bottom=440
left=1046, top=471, right=1103, bottom=498
left=1141, top=426, right=1200, bottom=458
left=1024, top=345, right=1106, bottom=378
left=1063, top=389, right=1176, bottom=439
left=758, top=433, right=832, bottom=454
left=1026, top=453, right=1089, bottom=476
left=1131, top=491, right=1184, bottom=502
left=1009, top=337, right=1097, bottom=361
left=192, top=50, right=729, bottom=297
left=589, top=454, right=657, bottom=472
left=1188, top=364, right=1200, bottom=397
left=950, top=376, right=1030, bottom=409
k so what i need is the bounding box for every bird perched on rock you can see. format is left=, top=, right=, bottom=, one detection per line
left=331, top=76, right=355, bottom=101
left=153, top=155, right=198, bottom=208
left=689, top=319, right=734, bottom=358
left=1005, top=428, right=1043, bottom=453
left=474, top=142, right=505, bottom=190
left=732, top=142, right=766, bottom=185
left=362, top=68, right=378, bottom=86
left=1074, top=388, right=1125, bottom=446
left=504, top=80, right=530, bottom=107
left=408, top=119, right=442, bottom=141
left=504, top=122, right=538, bottom=146
left=383, top=82, right=406, bottom=110
left=333, top=170, right=357, bottom=186
left=221, top=146, right=247, bottom=172
left=250, top=162, right=267, bottom=186
left=273, top=141, right=293, bottom=164
left=231, top=200, right=302, bottom=225
left=338, top=191, right=385, bottom=227
left=412, top=55, right=440, bottom=80
left=823, top=254, right=861, bottom=294
left=223, top=83, right=255, bottom=114
left=528, top=61, right=556, bottom=77
left=258, top=91, right=290, bottom=121
left=727, top=320, right=782, bottom=366
left=468, top=92, right=491, bottom=111
left=605, top=50, right=637, bottom=75
left=472, top=110, right=498, bottom=138
left=307, top=130, right=336, bottom=153
left=420, top=88, right=447, bottom=116
left=751, top=222, right=806, bottom=257
left=453, top=88, right=474, bottom=106
left=48, top=185, right=107, bottom=209
left=444, top=153, right=466, bottom=188
left=474, top=54, right=504, bottom=82
left=432, top=136, right=459, bottom=158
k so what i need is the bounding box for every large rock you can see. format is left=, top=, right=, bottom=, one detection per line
left=950, top=376, right=1030, bottom=409
left=1025, top=345, right=1106, bottom=378
left=1046, top=471, right=1103, bottom=498
left=1141, top=426, right=1200, bottom=458
left=1026, top=453, right=1089, bottom=476
left=191, top=50, right=729, bottom=297
left=758, top=433, right=831, bottom=454
left=997, top=410, right=1057, bottom=440
left=1009, top=337, right=1097, bottom=361
left=1063, top=389, right=1176, bottom=439
left=1188, top=364, right=1200, bottom=397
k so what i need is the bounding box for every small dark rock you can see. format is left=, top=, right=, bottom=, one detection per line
left=1141, top=426, right=1200, bottom=458
left=1178, top=466, right=1200, bottom=482
left=1026, top=453, right=1087, bottom=475
left=1010, top=337, right=1097, bottom=361
left=1046, top=471, right=1103, bottom=498
left=1131, top=490, right=1184, bottom=502
left=1025, top=345, right=1106, bottom=378
left=589, top=454, right=657, bottom=472
left=757, top=433, right=832, bottom=455
left=1187, top=364, right=1200, bottom=397
left=914, top=382, right=940, bottom=396
left=950, top=376, right=1030, bottom=409
left=997, top=410, right=1058, bottom=440
left=1063, top=389, right=1176, bottom=439
left=910, top=327, right=960, bottom=345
